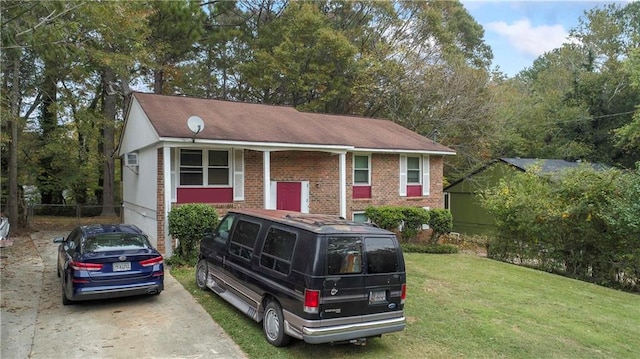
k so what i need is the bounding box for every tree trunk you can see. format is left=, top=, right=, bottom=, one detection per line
left=153, top=68, right=163, bottom=94
left=100, top=67, right=117, bottom=217
left=7, top=55, right=20, bottom=228
left=38, top=63, right=64, bottom=205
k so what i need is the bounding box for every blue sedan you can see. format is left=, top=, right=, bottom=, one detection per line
left=54, top=224, right=164, bottom=305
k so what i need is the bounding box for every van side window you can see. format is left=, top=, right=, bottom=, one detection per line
left=213, top=215, right=234, bottom=246
left=327, top=237, right=362, bottom=275
left=229, top=220, right=261, bottom=261
left=260, top=228, right=296, bottom=275
left=365, top=237, right=398, bottom=273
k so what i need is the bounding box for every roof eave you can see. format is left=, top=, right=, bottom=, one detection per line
left=354, top=148, right=456, bottom=155
left=158, top=137, right=456, bottom=155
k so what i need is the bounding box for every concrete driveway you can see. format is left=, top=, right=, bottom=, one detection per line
left=1, top=230, right=247, bottom=359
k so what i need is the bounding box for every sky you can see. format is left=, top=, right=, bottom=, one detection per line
left=461, top=1, right=634, bottom=77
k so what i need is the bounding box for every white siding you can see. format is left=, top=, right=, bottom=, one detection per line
left=122, top=146, right=158, bottom=246
left=119, top=98, right=159, bottom=155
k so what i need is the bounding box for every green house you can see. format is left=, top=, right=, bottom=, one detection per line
left=444, top=158, right=606, bottom=236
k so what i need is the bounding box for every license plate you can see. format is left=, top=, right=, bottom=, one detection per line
left=113, top=262, right=131, bottom=272
left=369, top=289, right=387, bottom=304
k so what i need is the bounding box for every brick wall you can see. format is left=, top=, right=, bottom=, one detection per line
left=348, top=154, right=445, bottom=218
left=163, top=149, right=446, bottom=224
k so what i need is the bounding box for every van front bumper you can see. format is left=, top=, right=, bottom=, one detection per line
left=298, top=316, right=406, bottom=344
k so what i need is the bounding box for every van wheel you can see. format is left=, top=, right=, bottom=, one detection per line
left=195, top=259, right=208, bottom=290
left=263, top=301, right=291, bottom=347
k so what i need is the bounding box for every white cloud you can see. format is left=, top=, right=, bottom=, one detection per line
left=485, top=18, right=570, bottom=57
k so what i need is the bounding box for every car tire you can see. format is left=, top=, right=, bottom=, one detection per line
left=61, top=280, right=72, bottom=306
left=56, top=265, right=60, bottom=278
left=263, top=300, right=291, bottom=347
left=195, top=259, right=209, bottom=290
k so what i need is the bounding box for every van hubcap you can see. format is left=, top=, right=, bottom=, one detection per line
left=265, top=309, right=279, bottom=340
left=197, top=264, right=206, bottom=286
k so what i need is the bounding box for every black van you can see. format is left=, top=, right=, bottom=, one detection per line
left=196, top=209, right=406, bottom=347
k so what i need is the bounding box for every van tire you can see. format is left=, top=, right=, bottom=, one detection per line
left=263, top=300, right=291, bottom=347
left=195, top=259, right=208, bottom=290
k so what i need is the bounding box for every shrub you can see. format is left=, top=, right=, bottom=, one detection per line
left=365, top=206, right=403, bottom=231
left=365, top=206, right=431, bottom=242
left=400, top=207, right=430, bottom=241
left=428, top=208, right=453, bottom=244
left=401, top=243, right=458, bottom=254
left=168, top=204, right=218, bottom=265
left=480, top=164, right=640, bottom=292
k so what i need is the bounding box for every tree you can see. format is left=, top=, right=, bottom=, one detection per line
left=493, top=2, right=640, bottom=169
left=172, top=0, right=247, bottom=100
left=614, top=45, right=640, bottom=157
left=147, top=0, right=206, bottom=94
left=2, top=1, right=153, bottom=226
left=240, top=2, right=358, bottom=112
left=1, top=1, right=81, bottom=225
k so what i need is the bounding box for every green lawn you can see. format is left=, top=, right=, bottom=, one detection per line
left=171, top=254, right=640, bottom=359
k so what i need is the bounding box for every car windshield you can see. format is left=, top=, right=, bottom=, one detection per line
left=84, top=233, right=151, bottom=252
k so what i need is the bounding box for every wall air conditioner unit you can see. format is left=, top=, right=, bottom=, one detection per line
left=125, top=152, right=139, bottom=167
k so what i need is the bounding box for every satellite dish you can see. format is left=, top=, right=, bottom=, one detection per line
left=187, top=115, right=204, bottom=135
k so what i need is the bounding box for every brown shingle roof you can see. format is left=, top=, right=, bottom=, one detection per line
left=132, top=92, right=455, bottom=154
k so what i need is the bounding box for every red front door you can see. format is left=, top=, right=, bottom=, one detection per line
left=277, top=182, right=302, bottom=212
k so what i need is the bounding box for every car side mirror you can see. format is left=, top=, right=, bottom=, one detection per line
left=53, top=237, right=65, bottom=244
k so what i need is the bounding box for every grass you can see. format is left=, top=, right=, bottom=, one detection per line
left=171, top=253, right=640, bottom=359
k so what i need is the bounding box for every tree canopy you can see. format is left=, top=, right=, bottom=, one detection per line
left=1, top=0, right=638, bottom=230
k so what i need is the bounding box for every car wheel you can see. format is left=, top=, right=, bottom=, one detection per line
left=61, top=279, right=72, bottom=306
left=195, top=259, right=208, bottom=290
left=263, top=300, right=291, bottom=347
left=56, top=265, right=61, bottom=278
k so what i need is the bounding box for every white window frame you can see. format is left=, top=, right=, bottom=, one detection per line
left=399, top=154, right=430, bottom=197
left=178, top=149, right=232, bottom=187
left=233, top=149, right=245, bottom=200
left=406, top=156, right=421, bottom=184
left=352, top=153, right=371, bottom=185
left=352, top=211, right=369, bottom=223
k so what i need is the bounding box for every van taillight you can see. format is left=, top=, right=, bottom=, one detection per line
left=303, top=289, right=320, bottom=314
left=401, top=283, right=406, bottom=304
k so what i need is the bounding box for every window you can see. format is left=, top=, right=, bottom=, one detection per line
left=260, top=228, right=297, bottom=275
left=365, top=237, right=399, bottom=274
left=352, top=212, right=368, bottom=223
left=229, top=220, right=261, bottom=261
left=213, top=215, right=235, bottom=246
left=179, top=149, right=230, bottom=186
left=353, top=155, right=370, bottom=185
left=399, top=155, right=430, bottom=197
left=327, top=237, right=362, bottom=275
left=67, top=229, right=82, bottom=252
left=180, top=149, right=203, bottom=185
left=208, top=150, right=229, bottom=185
left=407, top=156, right=420, bottom=184
left=84, top=234, right=150, bottom=252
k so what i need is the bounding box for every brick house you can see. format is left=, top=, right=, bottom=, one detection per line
left=118, top=92, right=455, bottom=256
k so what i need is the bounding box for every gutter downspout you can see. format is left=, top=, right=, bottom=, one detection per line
left=163, top=146, right=172, bottom=258
left=339, top=152, right=346, bottom=219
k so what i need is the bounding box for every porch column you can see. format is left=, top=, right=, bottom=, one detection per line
left=163, top=146, right=172, bottom=258
left=263, top=150, right=272, bottom=209
left=339, top=152, right=346, bottom=218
